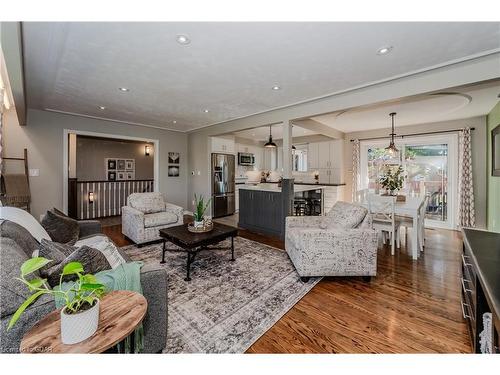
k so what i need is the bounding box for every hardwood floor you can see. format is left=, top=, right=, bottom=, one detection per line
left=102, top=215, right=471, bottom=353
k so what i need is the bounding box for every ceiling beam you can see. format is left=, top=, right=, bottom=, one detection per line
left=190, top=52, right=500, bottom=137
left=292, top=119, right=345, bottom=139
left=1, top=22, right=26, bottom=125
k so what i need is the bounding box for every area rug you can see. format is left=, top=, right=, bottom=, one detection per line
left=122, top=237, right=320, bottom=353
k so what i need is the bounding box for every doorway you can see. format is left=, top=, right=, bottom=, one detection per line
left=360, top=133, right=458, bottom=229
left=62, top=129, right=159, bottom=219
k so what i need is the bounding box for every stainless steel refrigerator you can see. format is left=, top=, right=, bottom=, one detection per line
left=211, top=153, right=235, bottom=218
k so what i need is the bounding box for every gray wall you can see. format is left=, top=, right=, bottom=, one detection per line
left=343, top=116, right=488, bottom=229
left=76, top=136, right=154, bottom=181
left=3, top=108, right=188, bottom=219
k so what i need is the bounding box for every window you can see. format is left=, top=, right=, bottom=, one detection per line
left=360, top=134, right=457, bottom=229
left=293, top=145, right=308, bottom=172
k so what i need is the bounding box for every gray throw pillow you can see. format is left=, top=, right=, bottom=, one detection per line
left=0, top=220, right=40, bottom=258
left=41, top=210, right=80, bottom=245
left=41, top=246, right=111, bottom=288
left=0, top=238, right=34, bottom=318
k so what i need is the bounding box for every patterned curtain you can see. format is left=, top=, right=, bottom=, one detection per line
left=458, top=128, right=475, bottom=227
left=351, top=139, right=360, bottom=202
left=0, top=86, right=4, bottom=175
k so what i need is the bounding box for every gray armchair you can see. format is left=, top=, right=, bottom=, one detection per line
left=122, top=192, right=184, bottom=245
left=285, top=201, right=378, bottom=281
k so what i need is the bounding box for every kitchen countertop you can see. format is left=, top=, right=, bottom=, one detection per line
left=238, top=183, right=327, bottom=193
left=293, top=182, right=346, bottom=186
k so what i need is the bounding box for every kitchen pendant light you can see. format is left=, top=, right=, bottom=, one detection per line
left=264, top=125, right=277, bottom=148
left=385, top=112, right=399, bottom=154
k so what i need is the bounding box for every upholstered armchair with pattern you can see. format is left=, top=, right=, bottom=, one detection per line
left=122, top=192, right=184, bottom=245
left=285, top=201, right=378, bottom=281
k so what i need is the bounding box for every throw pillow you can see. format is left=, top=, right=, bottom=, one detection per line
left=0, top=220, right=40, bottom=258
left=41, top=245, right=111, bottom=288
left=74, top=235, right=127, bottom=268
left=0, top=238, right=35, bottom=317
left=326, top=201, right=368, bottom=229
left=52, top=207, right=69, bottom=217
left=41, top=210, right=80, bottom=245
left=39, top=238, right=76, bottom=258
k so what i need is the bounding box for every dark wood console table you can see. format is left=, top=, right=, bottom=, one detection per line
left=461, top=228, right=500, bottom=353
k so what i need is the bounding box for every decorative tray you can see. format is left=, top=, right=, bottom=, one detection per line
left=187, top=222, right=214, bottom=233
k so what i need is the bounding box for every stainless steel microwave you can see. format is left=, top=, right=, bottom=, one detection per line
left=238, top=152, right=255, bottom=166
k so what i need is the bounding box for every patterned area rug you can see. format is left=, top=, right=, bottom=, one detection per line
left=122, top=237, right=320, bottom=353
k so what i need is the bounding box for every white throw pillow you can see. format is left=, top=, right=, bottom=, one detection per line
left=0, top=206, right=51, bottom=242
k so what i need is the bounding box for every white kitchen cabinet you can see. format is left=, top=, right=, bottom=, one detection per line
left=308, top=139, right=344, bottom=175
left=318, top=141, right=331, bottom=169
left=322, top=186, right=344, bottom=213
left=235, top=185, right=241, bottom=212
left=211, top=136, right=235, bottom=154
left=308, top=142, right=319, bottom=170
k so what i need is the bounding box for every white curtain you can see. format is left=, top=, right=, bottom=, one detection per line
left=458, top=128, right=475, bottom=227
left=351, top=139, right=360, bottom=202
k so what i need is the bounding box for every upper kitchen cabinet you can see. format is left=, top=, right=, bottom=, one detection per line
left=308, top=140, right=344, bottom=170
left=211, top=136, right=235, bottom=154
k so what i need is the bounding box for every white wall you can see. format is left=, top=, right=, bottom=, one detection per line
left=3, top=109, right=188, bottom=219
left=343, top=116, right=488, bottom=229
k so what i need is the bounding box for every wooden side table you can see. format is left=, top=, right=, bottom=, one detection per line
left=20, top=290, right=147, bottom=353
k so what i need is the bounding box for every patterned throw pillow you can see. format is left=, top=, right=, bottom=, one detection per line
left=38, top=238, right=75, bottom=262
left=41, top=210, right=80, bottom=245
left=41, top=245, right=111, bottom=288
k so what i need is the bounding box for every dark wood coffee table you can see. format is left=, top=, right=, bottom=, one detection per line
left=159, top=222, right=238, bottom=281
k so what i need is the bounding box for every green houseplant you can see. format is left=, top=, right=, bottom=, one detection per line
left=379, top=165, right=405, bottom=196
left=9, top=257, right=105, bottom=344
left=193, top=194, right=211, bottom=228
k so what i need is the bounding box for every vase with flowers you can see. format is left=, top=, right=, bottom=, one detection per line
left=379, top=165, right=405, bottom=196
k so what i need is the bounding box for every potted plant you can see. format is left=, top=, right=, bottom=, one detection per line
left=379, top=165, right=405, bottom=196
left=8, top=257, right=105, bottom=345
left=193, top=194, right=211, bottom=228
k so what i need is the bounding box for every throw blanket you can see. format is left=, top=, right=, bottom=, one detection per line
left=1, top=174, right=30, bottom=204
left=55, top=261, right=144, bottom=353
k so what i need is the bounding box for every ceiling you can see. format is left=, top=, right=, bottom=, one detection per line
left=23, top=22, right=500, bottom=132
left=312, top=82, right=500, bottom=133
left=234, top=124, right=317, bottom=141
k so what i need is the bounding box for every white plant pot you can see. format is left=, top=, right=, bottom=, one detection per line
left=194, top=220, right=204, bottom=228
left=60, top=300, right=100, bottom=345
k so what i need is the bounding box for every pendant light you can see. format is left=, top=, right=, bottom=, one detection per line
left=264, top=125, right=277, bottom=148
left=385, top=112, right=399, bottom=154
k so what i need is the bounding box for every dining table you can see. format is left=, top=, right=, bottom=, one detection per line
left=360, top=195, right=426, bottom=260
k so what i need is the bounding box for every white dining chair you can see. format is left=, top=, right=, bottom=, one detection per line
left=397, top=195, right=429, bottom=253
left=355, top=188, right=369, bottom=204
left=367, top=194, right=401, bottom=255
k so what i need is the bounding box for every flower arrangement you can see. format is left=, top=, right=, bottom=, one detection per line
left=379, top=165, right=405, bottom=195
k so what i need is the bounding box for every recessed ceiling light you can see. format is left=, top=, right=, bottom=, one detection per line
left=118, top=87, right=129, bottom=92
left=98, top=106, right=106, bottom=110
left=203, top=109, right=209, bottom=113
left=377, top=46, right=393, bottom=55
left=172, top=120, right=177, bottom=124
left=176, top=35, right=190, bottom=45
left=272, top=85, right=281, bottom=91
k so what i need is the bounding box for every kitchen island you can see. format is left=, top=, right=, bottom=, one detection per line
left=238, top=183, right=327, bottom=238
